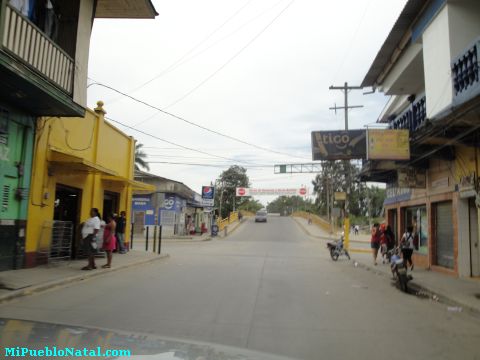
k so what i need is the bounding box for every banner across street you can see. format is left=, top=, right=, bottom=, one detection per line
left=236, top=187, right=308, bottom=197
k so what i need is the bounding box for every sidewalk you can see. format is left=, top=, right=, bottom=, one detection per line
left=293, top=215, right=480, bottom=315
left=0, top=250, right=168, bottom=303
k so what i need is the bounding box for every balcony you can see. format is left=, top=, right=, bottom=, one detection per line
left=0, top=3, right=84, bottom=116
left=389, top=95, right=427, bottom=133
left=451, top=38, right=480, bottom=105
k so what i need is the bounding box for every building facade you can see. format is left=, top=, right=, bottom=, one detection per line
left=26, top=102, right=154, bottom=267
left=0, top=0, right=157, bottom=270
left=360, top=0, right=480, bottom=277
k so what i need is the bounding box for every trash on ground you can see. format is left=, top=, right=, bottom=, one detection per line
left=447, top=306, right=463, bottom=313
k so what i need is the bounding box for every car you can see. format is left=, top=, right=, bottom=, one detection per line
left=255, top=210, right=267, bottom=223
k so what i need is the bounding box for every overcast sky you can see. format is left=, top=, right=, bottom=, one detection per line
left=87, top=0, right=406, bottom=205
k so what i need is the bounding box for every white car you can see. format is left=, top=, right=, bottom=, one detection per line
left=255, top=210, right=267, bottom=223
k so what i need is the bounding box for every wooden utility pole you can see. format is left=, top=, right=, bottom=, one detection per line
left=329, top=82, right=363, bottom=246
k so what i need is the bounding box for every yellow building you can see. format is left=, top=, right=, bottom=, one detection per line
left=25, top=101, right=154, bottom=267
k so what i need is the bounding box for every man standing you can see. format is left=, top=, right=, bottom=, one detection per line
left=81, top=208, right=101, bottom=270
left=116, top=211, right=127, bottom=254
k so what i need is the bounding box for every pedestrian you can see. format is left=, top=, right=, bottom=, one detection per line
left=370, top=223, right=381, bottom=265
left=354, top=225, right=359, bottom=236
left=81, top=208, right=101, bottom=270
left=115, top=211, right=127, bottom=254
left=400, top=226, right=415, bottom=270
left=101, top=213, right=117, bottom=268
left=379, top=224, right=388, bottom=263
left=385, top=225, right=395, bottom=249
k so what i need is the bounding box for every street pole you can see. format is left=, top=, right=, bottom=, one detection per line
left=329, top=82, right=363, bottom=249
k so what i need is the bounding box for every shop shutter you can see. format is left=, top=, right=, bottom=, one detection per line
left=436, top=202, right=454, bottom=269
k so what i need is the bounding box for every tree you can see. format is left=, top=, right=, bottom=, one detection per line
left=266, top=196, right=314, bottom=215
left=238, top=199, right=263, bottom=213
left=215, top=166, right=249, bottom=218
left=135, top=143, right=150, bottom=171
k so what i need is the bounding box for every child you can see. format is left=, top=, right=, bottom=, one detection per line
left=400, top=226, right=415, bottom=270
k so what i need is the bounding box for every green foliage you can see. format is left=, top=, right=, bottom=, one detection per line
left=238, top=199, right=264, bottom=213
left=215, top=166, right=250, bottom=218
left=266, top=196, right=315, bottom=215
left=135, top=143, right=150, bottom=171
left=311, top=161, right=385, bottom=219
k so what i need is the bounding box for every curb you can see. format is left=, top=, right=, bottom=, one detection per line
left=216, top=220, right=244, bottom=239
left=351, top=256, right=480, bottom=317
left=0, top=254, right=170, bottom=304
left=291, top=216, right=336, bottom=241
left=163, top=237, right=211, bottom=243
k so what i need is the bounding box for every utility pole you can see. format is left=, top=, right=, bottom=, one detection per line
left=329, top=82, right=363, bottom=247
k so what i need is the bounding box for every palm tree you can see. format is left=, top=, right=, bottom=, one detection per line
left=135, top=143, right=150, bottom=171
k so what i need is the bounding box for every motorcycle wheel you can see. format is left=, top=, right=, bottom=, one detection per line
left=330, top=248, right=339, bottom=261
left=399, top=273, right=408, bottom=293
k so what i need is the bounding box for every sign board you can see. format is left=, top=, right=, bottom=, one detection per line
left=311, top=130, right=366, bottom=160
left=397, top=168, right=426, bottom=188
left=367, top=129, right=410, bottom=160
left=384, top=184, right=411, bottom=205
left=200, top=198, right=214, bottom=207
left=334, top=192, right=346, bottom=201
left=236, top=187, right=309, bottom=197
left=332, top=207, right=341, bottom=217
left=202, top=186, right=215, bottom=199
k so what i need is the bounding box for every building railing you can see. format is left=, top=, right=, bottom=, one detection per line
left=2, top=4, right=74, bottom=94
left=451, top=38, right=479, bottom=98
left=218, top=211, right=239, bottom=232
left=389, top=95, right=426, bottom=132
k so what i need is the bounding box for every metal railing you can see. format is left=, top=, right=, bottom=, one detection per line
left=451, top=38, right=480, bottom=97
left=218, top=211, right=239, bottom=231
left=389, top=95, right=427, bottom=132
left=2, top=4, right=74, bottom=94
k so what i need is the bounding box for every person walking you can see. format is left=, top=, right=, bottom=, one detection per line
left=116, top=211, right=127, bottom=254
left=101, top=214, right=117, bottom=268
left=370, top=223, right=381, bottom=265
left=400, top=226, right=415, bottom=270
left=81, top=208, right=101, bottom=270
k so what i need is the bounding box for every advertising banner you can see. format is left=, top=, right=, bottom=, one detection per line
left=334, top=192, right=346, bottom=201
left=311, top=130, right=366, bottom=160
left=236, top=187, right=308, bottom=197
left=397, top=168, right=426, bottom=188
left=202, top=186, right=215, bottom=199
left=367, top=129, right=410, bottom=160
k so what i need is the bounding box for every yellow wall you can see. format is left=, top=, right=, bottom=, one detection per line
left=26, top=103, right=136, bottom=264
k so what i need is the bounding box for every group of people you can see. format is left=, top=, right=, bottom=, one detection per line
left=370, top=223, right=415, bottom=270
left=80, top=208, right=128, bottom=271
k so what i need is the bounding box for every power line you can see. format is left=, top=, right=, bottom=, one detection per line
left=89, top=81, right=309, bottom=161
left=160, top=0, right=296, bottom=111
left=148, top=161, right=273, bottom=169
left=105, top=116, right=255, bottom=165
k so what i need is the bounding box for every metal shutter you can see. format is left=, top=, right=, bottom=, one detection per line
left=436, top=202, right=454, bottom=269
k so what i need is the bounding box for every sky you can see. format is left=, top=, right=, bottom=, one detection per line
left=87, top=0, right=407, bottom=205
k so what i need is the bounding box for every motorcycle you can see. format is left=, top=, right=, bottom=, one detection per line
left=327, top=235, right=350, bottom=261
left=390, top=247, right=413, bottom=292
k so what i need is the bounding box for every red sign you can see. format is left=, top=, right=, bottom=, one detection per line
left=299, top=188, right=307, bottom=195
left=237, top=188, right=246, bottom=196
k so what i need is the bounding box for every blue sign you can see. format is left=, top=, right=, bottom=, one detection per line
left=202, top=186, right=215, bottom=200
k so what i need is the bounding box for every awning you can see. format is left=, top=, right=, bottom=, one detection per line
left=102, top=175, right=156, bottom=193
left=49, top=149, right=117, bottom=175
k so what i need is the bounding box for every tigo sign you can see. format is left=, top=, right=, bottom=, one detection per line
left=311, top=130, right=366, bottom=160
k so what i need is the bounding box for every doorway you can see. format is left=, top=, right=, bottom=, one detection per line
left=434, top=201, right=454, bottom=269
left=103, top=191, right=119, bottom=220
left=469, top=198, right=479, bottom=276
left=53, top=185, right=81, bottom=258
left=388, top=209, right=398, bottom=245
left=133, top=211, right=145, bottom=234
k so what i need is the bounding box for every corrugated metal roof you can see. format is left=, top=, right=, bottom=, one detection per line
left=361, top=0, right=428, bottom=88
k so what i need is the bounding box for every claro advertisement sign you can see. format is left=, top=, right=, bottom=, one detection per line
left=311, top=130, right=366, bottom=160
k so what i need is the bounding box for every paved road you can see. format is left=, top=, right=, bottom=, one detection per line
left=1, top=217, right=479, bottom=359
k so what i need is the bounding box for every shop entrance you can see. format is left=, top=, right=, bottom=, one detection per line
left=404, top=205, right=428, bottom=255
left=53, top=185, right=81, bottom=258
left=469, top=198, right=479, bottom=276
left=103, top=191, right=119, bottom=220
left=434, top=201, right=454, bottom=269
left=388, top=209, right=398, bottom=245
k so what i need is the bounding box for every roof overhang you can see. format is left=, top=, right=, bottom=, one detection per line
left=49, top=149, right=117, bottom=175
left=95, top=0, right=158, bottom=19
left=102, top=175, right=156, bottom=193
left=361, top=0, right=429, bottom=88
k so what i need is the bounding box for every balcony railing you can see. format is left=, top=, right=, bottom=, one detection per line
left=389, top=95, right=427, bottom=132
left=451, top=38, right=479, bottom=98
left=2, top=4, right=74, bottom=94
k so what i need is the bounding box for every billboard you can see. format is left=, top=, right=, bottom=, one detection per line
left=236, top=187, right=308, bottom=197
left=397, top=168, right=426, bottom=188
left=367, top=129, right=410, bottom=160
left=311, top=130, right=366, bottom=160
left=202, top=186, right=215, bottom=199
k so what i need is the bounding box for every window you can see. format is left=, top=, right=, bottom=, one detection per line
left=404, top=205, right=428, bottom=255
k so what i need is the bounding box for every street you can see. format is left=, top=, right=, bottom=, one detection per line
left=1, top=217, right=479, bottom=360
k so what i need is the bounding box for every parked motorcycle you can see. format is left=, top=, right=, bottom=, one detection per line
left=390, top=247, right=412, bottom=292
left=327, top=235, right=350, bottom=261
